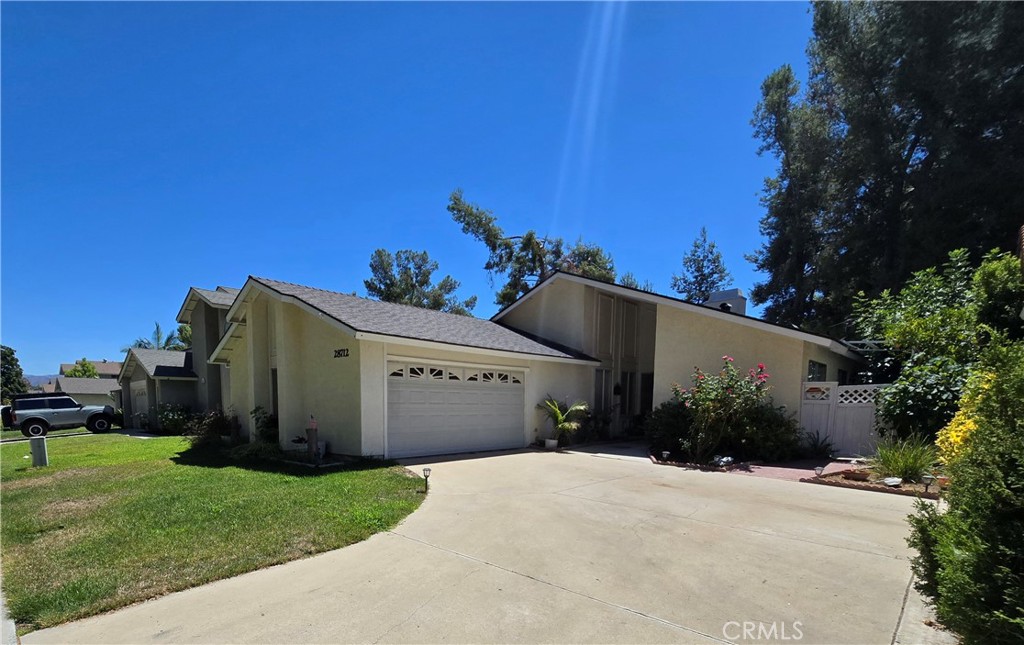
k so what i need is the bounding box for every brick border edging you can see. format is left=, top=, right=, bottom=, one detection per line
left=648, top=455, right=758, bottom=472
left=801, top=473, right=941, bottom=500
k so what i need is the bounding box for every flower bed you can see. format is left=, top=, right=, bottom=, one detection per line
left=803, top=469, right=941, bottom=500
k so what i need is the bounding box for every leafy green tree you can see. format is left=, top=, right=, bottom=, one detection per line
left=448, top=189, right=616, bottom=307
left=751, top=2, right=1024, bottom=330
left=176, top=324, right=192, bottom=349
left=748, top=65, right=834, bottom=326
left=671, top=227, right=732, bottom=302
left=1, top=345, right=28, bottom=403
left=63, top=358, right=99, bottom=378
left=619, top=272, right=655, bottom=292
left=853, top=249, right=1024, bottom=436
left=123, top=322, right=185, bottom=353
left=562, top=239, right=616, bottom=283
left=364, top=249, right=477, bottom=316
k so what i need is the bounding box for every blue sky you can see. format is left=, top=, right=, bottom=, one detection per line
left=2, top=2, right=812, bottom=375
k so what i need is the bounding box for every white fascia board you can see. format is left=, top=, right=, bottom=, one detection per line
left=116, top=353, right=136, bottom=383
left=355, top=331, right=598, bottom=366
left=175, top=288, right=200, bottom=324
left=209, top=321, right=244, bottom=365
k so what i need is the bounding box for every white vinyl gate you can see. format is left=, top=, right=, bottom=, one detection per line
left=386, top=362, right=526, bottom=459
left=799, top=382, right=887, bottom=457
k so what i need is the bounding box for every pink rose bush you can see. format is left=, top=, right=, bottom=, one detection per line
left=647, top=357, right=801, bottom=464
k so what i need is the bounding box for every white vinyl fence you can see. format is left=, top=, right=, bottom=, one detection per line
left=799, top=382, right=887, bottom=458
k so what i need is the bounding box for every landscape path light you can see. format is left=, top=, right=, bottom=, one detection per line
left=423, top=467, right=431, bottom=493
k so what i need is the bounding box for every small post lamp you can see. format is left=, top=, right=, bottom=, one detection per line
left=662, top=451, right=671, bottom=462
left=921, top=473, right=935, bottom=493
left=814, top=466, right=825, bottom=477
left=422, top=467, right=432, bottom=493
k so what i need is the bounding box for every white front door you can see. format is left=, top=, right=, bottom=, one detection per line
left=386, top=362, right=525, bottom=459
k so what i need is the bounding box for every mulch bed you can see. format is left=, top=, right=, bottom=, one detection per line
left=802, top=469, right=942, bottom=500
left=649, top=455, right=757, bottom=472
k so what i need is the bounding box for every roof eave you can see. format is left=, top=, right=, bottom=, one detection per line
left=354, top=331, right=601, bottom=366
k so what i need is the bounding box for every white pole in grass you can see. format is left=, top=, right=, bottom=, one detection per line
left=29, top=436, right=48, bottom=467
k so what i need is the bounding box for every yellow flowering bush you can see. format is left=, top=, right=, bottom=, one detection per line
left=935, top=372, right=993, bottom=465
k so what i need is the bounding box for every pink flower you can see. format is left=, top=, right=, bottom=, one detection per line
left=722, top=355, right=734, bottom=362
left=757, top=363, right=765, bottom=371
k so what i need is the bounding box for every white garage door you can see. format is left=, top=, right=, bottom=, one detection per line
left=387, top=362, right=525, bottom=459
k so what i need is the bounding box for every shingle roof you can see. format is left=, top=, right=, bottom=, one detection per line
left=195, top=287, right=238, bottom=308
left=251, top=277, right=595, bottom=361
left=127, top=349, right=196, bottom=379
left=59, top=360, right=122, bottom=376
left=56, top=377, right=120, bottom=395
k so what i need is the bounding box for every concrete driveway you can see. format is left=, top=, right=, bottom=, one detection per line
left=25, top=443, right=943, bottom=644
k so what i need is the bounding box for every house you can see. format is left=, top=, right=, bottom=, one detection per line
left=175, top=286, right=239, bottom=412
left=118, top=349, right=197, bottom=429
left=59, top=359, right=122, bottom=379
left=199, top=272, right=862, bottom=459
left=54, top=377, right=118, bottom=407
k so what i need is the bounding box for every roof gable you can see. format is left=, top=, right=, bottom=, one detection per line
left=119, top=349, right=196, bottom=381
left=493, top=271, right=861, bottom=359
left=177, top=286, right=240, bottom=323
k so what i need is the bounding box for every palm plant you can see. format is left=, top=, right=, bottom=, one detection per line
left=537, top=396, right=589, bottom=445
left=122, top=322, right=186, bottom=353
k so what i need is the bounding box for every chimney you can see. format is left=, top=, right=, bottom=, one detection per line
left=705, top=288, right=746, bottom=315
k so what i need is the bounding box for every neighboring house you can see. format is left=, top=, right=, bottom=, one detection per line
left=118, top=349, right=197, bottom=429
left=59, top=359, right=122, bottom=379
left=54, top=377, right=118, bottom=407
left=40, top=381, right=57, bottom=393
left=202, top=272, right=862, bottom=459
left=176, top=286, right=239, bottom=412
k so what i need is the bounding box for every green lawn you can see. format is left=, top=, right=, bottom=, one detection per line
left=1, top=435, right=424, bottom=632
left=1, top=426, right=91, bottom=441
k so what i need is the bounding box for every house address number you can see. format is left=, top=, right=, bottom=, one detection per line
left=334, top=349, right=350, bottom=358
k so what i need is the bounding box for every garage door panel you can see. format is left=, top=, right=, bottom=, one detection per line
left=387, top=365, right=525, bottom=459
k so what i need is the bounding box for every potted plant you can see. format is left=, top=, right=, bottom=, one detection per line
left=537, top=396, right=589, bottom=450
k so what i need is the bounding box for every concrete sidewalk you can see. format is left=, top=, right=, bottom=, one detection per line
left=24, top=447, right=951, bottom=644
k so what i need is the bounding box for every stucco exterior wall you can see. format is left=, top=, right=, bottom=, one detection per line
left=801, top=343, right=862, bottom=384
left=157, top=379, right=199, bottom=409
left=274, top=302, right=362, bottom=455
left=500, top=278, right=588, bottom=351
left=653, top=305, right=810, bottom=414
left=228, top=334, right=252, bottom=438
left=191, top=301, right=224, bottom=412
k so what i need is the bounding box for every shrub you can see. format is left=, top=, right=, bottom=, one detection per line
left=644, top=400, right=693, bottom=457
left=936, top=371, right=993, bottom=465
left=802, top=429, right=834, bottom=459
left=155, top=403, right=191, bottom=435
left=650, top=358, right=800, bottom=464
left=250, top=406, right=279, bottom=444
left=870, top=434, right=937, bottom=483
left=186, top=409, right=239, bottom=448
left=907, top=341, right=1024, bottom=643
